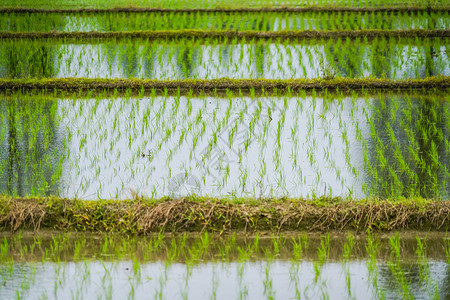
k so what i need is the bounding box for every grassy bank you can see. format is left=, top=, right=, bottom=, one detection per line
left=0, top=196, right=449, bottom=234
left=1, top=29, right=448, bottom=41
left=1, top=77, right=449, bottom=94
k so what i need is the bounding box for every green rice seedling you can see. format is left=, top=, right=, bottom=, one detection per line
left=289, top=234, right=308, bottom=293
left=236, top=245, right=250, bottom=300
left=313, top=234, right=330, bottom=282
left=342, top=233, right=355, bottom=297
left=262, top=259, right=274, bottom=300
left=0, top=238, right=10, bottom=265
left=132, top=255, right=141, bottom=283
left=388, top=233, right=413, bottom=300
left=446, top=239, right=450, bottom=269
left=365, top=230, right=385, bottom=299
left=414, top=235, right=439, bottom=300
left=209, top=265, right=219, bottom=300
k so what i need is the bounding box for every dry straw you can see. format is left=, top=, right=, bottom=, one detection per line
left=1, top=197, right=449, bottom=233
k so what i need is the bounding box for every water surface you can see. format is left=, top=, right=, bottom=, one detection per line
left=0, top=231, right=449, bottom=300
left=1, top=38, right=448, bottom=80
left=1, top=11, right=448, bottom=32
left=1, top=92, right=449, bottom=200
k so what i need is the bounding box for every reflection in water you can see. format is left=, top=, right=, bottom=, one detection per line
left=0, top=38, right=61, bottom=194
left=0, top=43, right=57, bottom=78
left=0, top=15, right=64, bottom=78
left=368, top=96, right=450, bottom=199
left=0, top=233, right=449, bottom=300
left=324, top=42, right=370, bottom=78
left=0, top=97, right=64, bottom=196
left=0, top=93, right=448, bottom=200
left=0, top=260, right=448, bottom=300
left=377, top=262, right=450, bottom=299
left=0, top=38, right=448, bottom=80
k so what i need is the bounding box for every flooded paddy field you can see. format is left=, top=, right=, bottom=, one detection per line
left=1, top=0, right=450, bottom=299
left=0, top=91, right=449, bottom=200
left=1, top=11, right=448, bottom=32
left=0, top=231, right=449, bottom=300
left=1, top=37, right=448, bottom=80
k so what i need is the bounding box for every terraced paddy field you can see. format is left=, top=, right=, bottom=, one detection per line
left=0, top=1, right=449, bottom=299
left=1, top=37, right=449, bottom=79
left=0, top=231, right=449, bottom=300
left=0, top=90, right=449, bottom=200
left=1, top=10, right=449, bottom=32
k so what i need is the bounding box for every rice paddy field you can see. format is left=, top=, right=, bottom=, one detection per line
left=0, top=0, right=449, bottom=299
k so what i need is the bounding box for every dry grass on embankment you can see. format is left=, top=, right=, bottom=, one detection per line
left=1, top=77, right=449, bottom=95
left=1, top=7, right=449, bottom=13
left=0, top=197, right=449, bottom=234
left=1, top=29, right=448, bottom=41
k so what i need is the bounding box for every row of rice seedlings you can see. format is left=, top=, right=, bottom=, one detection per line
left=2, top=0, right=449, bottom=9
left=0, top=232, right=448, bottom=299
left=1, top=37, right=448, bottom=80
left=387, top=233, right=414, bottom=299
left=1, top=89, right=448, bottom=200
left=362, top=94, right=450, bottom=199
left=415, top=236, right=443, bottom=299
left=446, top=238, right=450, bottom=268
left=1, top=10, right=448, bottom=32
left=365, top=230, right=387, bottom=299
left=382, top=234, right=442, bottom=299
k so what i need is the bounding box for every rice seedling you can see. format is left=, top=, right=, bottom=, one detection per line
left=446, top=238, right=450, bottom=269
left=365, top=230, right=386, bottom=299
left=414, top=235, right=439, bottom=299
left=341, top=232, right=355, bottom=298
left=313, top=233, right=330, bottom=282
left=387, top=233, right=413, bottom=299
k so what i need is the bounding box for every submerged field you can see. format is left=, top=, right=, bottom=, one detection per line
left=1, top=37, right=449, bottom=79
left=1, top=10, right=449, bottom=32
left=0, top=90, right=449, bottom=200
left=0, top=1, right=449, bottom=299
left=0, top=231, right=449, bottom=299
